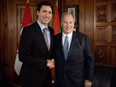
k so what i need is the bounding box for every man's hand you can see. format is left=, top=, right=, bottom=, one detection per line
left=84, top=80, right=92, bottom=87
left=47, top=59, right=55, bottom=69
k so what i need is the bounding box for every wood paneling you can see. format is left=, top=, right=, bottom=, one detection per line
left=84, top=0, right=94, bottom=47
left=94, top=0, right=116, bottom=66
left=0, top=0, right=6, bottom=64
left=65, top=0, right=79, bottom=5
left=79, top=0, right=85, bottom=33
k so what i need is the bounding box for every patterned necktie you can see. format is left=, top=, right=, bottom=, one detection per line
left=63, top=36, right=69, bottom=60
left=43, top=28, right=50, bottom=50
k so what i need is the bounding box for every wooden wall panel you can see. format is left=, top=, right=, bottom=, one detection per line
left=95, top=46, right=108, bottom=65
left=65, top=0, right=79, bottom=5
left=84, top=0, right=94, bottom=48
left=109, top=46, right=116, bottom=65
left=5, top=0, right=21, bottom=84
left=94, top=0, right=116, bottom=66
left=79, top=0, right=85, bottom=33
left=0, top=0, right=7, bottom=65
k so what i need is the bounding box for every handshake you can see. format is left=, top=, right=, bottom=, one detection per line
left=47, top=59, right=55, bottom=69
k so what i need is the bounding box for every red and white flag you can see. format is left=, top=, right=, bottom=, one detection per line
left=14, top=0, right=32, bottom=75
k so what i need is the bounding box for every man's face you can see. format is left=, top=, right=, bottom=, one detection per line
left=37, top=5, right=52, bottom=26
left=61, top=14, right=75, bottom=34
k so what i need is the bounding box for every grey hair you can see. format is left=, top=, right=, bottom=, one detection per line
left=61, top=12, right=75, bottom=24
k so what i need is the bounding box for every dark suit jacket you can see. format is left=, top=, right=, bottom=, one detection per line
left=54, top=31, right=94, bottom=87
left=19, top=21, right=54, bottom=87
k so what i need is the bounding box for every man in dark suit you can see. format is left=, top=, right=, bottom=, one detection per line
left=19, top=1, right=54, bottom=87
left=54, top=12, right=94, bottom=87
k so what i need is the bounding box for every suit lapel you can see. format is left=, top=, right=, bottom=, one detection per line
left=59, top=33, right=64, bottom=51
left=67, top=32, right=78, bottom=59
left=34, top=22, right=49, bottom=51
left=48, top=27, right=54, bottom=53
left=58, top=33, right=66, bottom=60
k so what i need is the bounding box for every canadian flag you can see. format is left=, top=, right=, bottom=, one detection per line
left=14, top=0, right=32, bottom=75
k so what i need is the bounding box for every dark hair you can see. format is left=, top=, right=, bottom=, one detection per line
left=36, top=1, right=53, bottom=12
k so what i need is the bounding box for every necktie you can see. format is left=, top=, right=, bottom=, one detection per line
left=43, top=28, right=50, bottom=50
left=63, top=36, right=69, bottom=60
